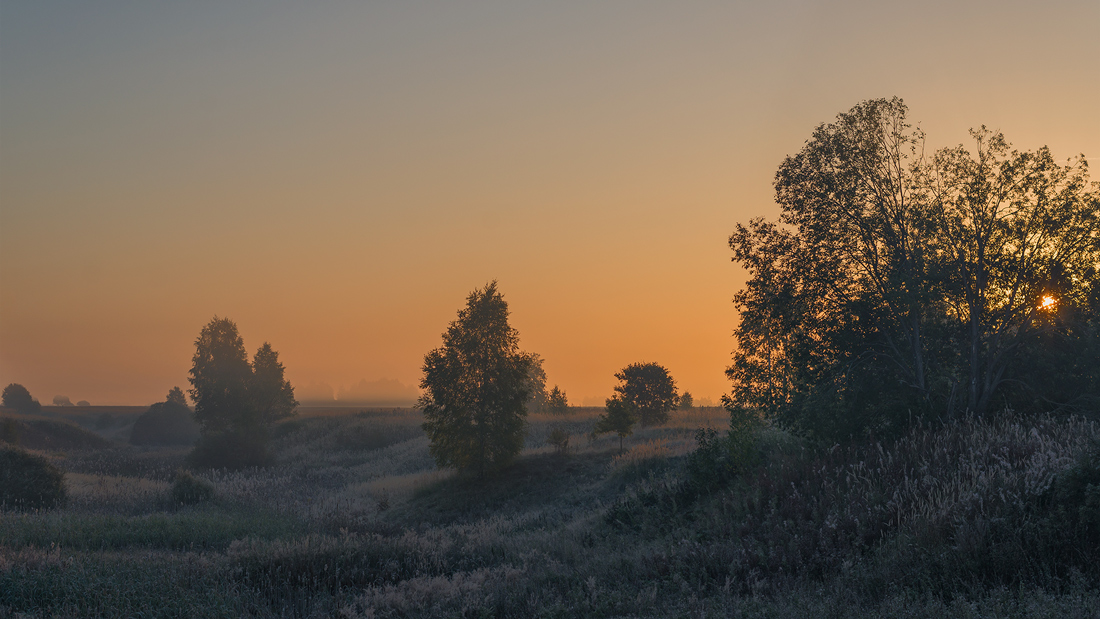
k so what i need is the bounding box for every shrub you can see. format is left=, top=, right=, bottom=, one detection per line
left=130, top=401, right=200, bottom=446
left=171, top=470, right=215, bottom=505
left=547, top=425, right=570, bottom=455
left=0, top=447, right=66, bottom=510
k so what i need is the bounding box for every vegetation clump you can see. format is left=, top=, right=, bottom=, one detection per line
left=130, top=387, right=200, bottom=446
left=2, top=383, right=41, bottom=414
left=171, top=470, right=215, bottom=505
left=728, top=97, right=1100, bottom=441
left=187, top=317, right=298, bottom=469
left=0, top=446, right=66, bottom=510
left=606, top=362, right=679, bottom=428
left=419, top=281, right=533, bottom=474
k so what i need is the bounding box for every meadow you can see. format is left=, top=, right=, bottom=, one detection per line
left=2, top=405, right=1100, bottom=618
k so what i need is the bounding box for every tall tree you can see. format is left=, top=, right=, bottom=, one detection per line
left=930, top=129, right=1100, bottom=415
left=250, top=343, right=298, bottom=426
left=187, top=317, right=296, bottom=468
left=189, top=317, right=252, bottom=435
left=728, top=98, right=1100, bottom=440
left=419, top=282, right=533, bottom=474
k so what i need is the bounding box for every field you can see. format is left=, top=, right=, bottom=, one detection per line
left=2, top=406, right=1100, bottom=618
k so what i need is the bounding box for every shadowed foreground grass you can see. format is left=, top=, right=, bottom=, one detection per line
left=2, top=407, right=1099, bottom=618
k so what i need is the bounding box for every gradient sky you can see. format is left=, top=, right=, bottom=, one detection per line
left=2, top=1, right=1098, bottom=406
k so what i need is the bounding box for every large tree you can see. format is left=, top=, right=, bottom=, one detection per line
left=2, top=384, right=41, bottom=414
left=187, top=317, right=297, bottom=468
left=728, top=98, right=1100, bottom=440
left=419, top=282, right=533, bottom=474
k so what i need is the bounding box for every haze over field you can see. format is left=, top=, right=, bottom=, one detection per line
left=2, top=1, right=1098, bottom=405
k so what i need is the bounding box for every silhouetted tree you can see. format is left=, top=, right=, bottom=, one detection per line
left=250, top=343, right=298, bottom=426
left=547, top=385, right=569, bottom=414
left=728, top=97, right=1100, bottom=440
left=679, top=391, right=694, bottom=410
left=594, top=398, right=634, bottom=452
left=607, top=362, right=679, bottom=427
left=2, top=384, right=41, bottom=414
left=52, top=395, right=72, bottom=406
left=187, top=317, right=297, bottom=468
left=419, top=282, right=532, bottom=474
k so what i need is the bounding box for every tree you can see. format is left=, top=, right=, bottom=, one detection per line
left=52, top=395, right=72, bottom=406
left=547, top=385, right=569, bottom=414
left=419, top=282, right=533, bottom=474
left=250, top=343, right=298, bottom=426
left=728, top=98, right=1100, bottom=440
left=607, top=362, right=679, bottom=427
left=2, top=384, right=41, bottom=414
left=679, top=391, right=694, bottom=410
left=594, top=397, right=634, bottom=452
left=167, top=386, right=187, bottom=406
left=187, top=317, right=297, bottom=468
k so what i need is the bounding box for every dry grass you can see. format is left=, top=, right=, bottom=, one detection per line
left=3, top=406, right=1099, bottom=618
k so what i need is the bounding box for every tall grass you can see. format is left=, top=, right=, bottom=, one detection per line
left=3, top=407, right=1099, bottom=617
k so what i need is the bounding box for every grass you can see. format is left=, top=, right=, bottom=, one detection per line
left=2, top=406, right=1099, bottom=617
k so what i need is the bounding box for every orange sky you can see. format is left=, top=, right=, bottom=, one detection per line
left=2, top=1, right=1098, bottom=406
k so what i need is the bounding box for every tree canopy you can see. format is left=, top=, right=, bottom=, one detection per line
left=187, top=317, right=297, bottom=468
left=2, top=384, right=41, bottom=414
left=728, top=97, right=1100, bottom=440
left=607, top=362, right=679, bottom=428
left=419, top=282, right=533, bottom=474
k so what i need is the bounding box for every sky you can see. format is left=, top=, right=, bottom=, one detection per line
left=2, top=1, right=1098, bottom=406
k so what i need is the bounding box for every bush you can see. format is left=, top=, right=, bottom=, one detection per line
left=0, top=447, right=66, bottom=510
left=130, top=401, right=200, bottom=446
left=546, top=425, right=570, bottom=455
left=171, top=470, right=215, bottom=505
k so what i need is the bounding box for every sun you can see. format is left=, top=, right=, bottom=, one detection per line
left=1040, top=295, right=1057, bottom=310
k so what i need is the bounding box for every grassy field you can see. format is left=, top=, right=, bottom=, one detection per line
left=2, top=406, right=1099, bottom=618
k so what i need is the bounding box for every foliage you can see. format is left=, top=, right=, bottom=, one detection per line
left=419, top=282, right=533, bottom=474
left=0, top=446, right=66, bottom=510
left=546, top=385, right=569, bottom=414
left=2, top=383, right=41, bottom=413
left=171, top=470, right=215, bottom=505
left=679, top=391, right=693, bottom=409
left=606, top=362, right=679, bottom=427
left=131, top=387, right=201, bottom=446
left=250, top=343, right=299, bottom=426
left=546, top=425, right=570, bottom=455
left=728, top=97, right=1100, bottom=440
left=593, top=397, right=634, bottom=452
left=524, top=352, right=549, bottom=412
left=52, top=395, right=72, bottom=406
left=685, top=406, right=762, bottom=495
left=188, top=317, right=297, bottom=468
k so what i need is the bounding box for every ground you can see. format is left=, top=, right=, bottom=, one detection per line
left=1, top=405, right=1098, bottom=618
